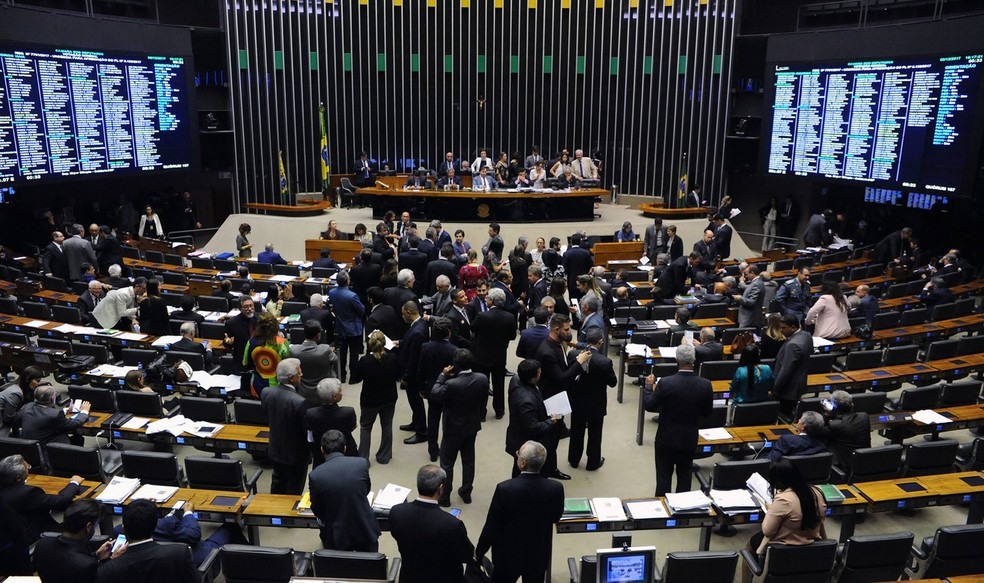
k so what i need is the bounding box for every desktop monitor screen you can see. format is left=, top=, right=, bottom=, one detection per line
left=596, top=546, right=656, bottom=583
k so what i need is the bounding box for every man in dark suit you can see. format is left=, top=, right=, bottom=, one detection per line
left=562, top=233, right=593, bottom=300
left=260, top=359, right=311, bottom=494
left=399, top=301, right=429, bottom=444
left=366, top=286, right=402, bottom=342
left=431, top=220, right=453, bottom=249
left=311, top=248, right=338, bottom=269
left=685, top=185, right=703, bottom=208
left=20, top=386, right=91, bottom=447
left=399, top=235, right=430, bottom=296
left=256, top=243, right=288, bottom=265
left=384, top=270, right=419, bottom=339
left=353, top=151, right=375, bottom=187
left=41, top=231, right=69, bottom=281
left=693, top=229, right=718, bottom=266
left=712, top=214, right=733, bottom=260
left=78, top=280, right=106, bottom=326
left=691, top=327, right=723, bottom=365
left=492, top=271, right=522, bottom=320
left=471, top=288, right=517, bottom=420
left=773, top=315, right=813, bottom=417
left=223, top=296, right=259, bottom=374
left=425, top=245, right=459, bottom=295
left=416, top=319, right=457, bottom=462
left=445, top=288, right=473, bottom=349
left=817, top=391, right=871, bottom=468
left=874, top=226, right=912, bottom=265
left=535, top=313, right=591, bottom=403
left=437, top=167, right=463, bottom=190
left=849, top=284, right=879, bottom=325
left=643, top=218, right=668, bottom=261
left=768, top=411, right=828, bottom=461
left=168, top=322, right=212, bottom=363
left=732, top=265, right=765, bottom=328
left=94, top=499, right=201, bottom=583
left=389, top=464, right=475, bottom=583
left=431, top=349, right=489, bottom=506
left=802, top=209, right=832, bottom=248
left=777, top=196, right=799, bottom=239
left=505, top=358, right=569, bottom=481
left=919, top=276, right=955, bottom=313
left=305, top=378, right=358, bottom=467
left=299, top=294, right=335, bottom=342
left=419, top=227, right=439, bottom=262
left=516, top=307, right=550, bottom=360
left=63, top=224, right=98, bottom=282
left=576, top=295, right=607, bottom=353
left=33, top=499, right=118, bottom=583
left=309, top=430, right=380, bottom=551
left=437, top=152, right=458, bottom=177
left=0, top=454, right=84, bottom=549
left=654, top=253, right=700, bottom=300
left=466, top=281, right=490, bottom=322
left=94, top=226, right=123, bottom=276
left=476, top=440, right=565, bottom=583
left=567, top=328, right=617, bottom=471
left=526, top=265, right=549, bottom=318
left=350, top=249, right=382, bottom=305
left=642, top=344, right=713, bottom=495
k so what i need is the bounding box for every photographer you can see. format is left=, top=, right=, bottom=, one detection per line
left=817, top=390, right=870, bottom=468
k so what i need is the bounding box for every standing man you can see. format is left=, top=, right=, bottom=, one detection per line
left=535, top=313, right=590, bottom=401
left=62, top=224, right=98, bottom=282
left=222, top=296, right=259, bottom=375
left=567, top=328, right=616, bottom=471
left=260, top=359, right=311, bottom=494
left=772, top=315, right=813, bottom=417
left=526, top=265, right=549, bottom=318
left=445, top=287, right=473, bottom=349
left=642, top=344, right=713, bottom=495
left=328, top=271, right=365, bottom=383
left=438, top=152, right=457, bottom=177
left=177, top=191, right=201, bottom=231
left=289, top=321, right=339, bottom=405
left=685, top=184, right=703, bottom=208
left=712, top=214, right=733, bottom=261
left=304, top=379, right=358, bottom=467
left=803, top=209, right=832, bottom=247
left=774, top=268, right=812, bottom=322
left=431, top=349, right=489, bottom=507
left=418, top=319, right=458, bottom=462
left=91, top=277, right=147, bottom=331
left=308, top=430, right=380, bottom=552
left=425, top=246, right=459, bottom=296
left=41, top=231, right=70, bottom=281
left=643, top=218, right=668, bottom=262
left=398, top=301, right=429, bottom=445
left=475, top=441, right=565, bottom=583
left=353, top=151, right=375, bottom=187
left=384, top=269, right=419, bottom=338
left=516, top=307, right=550, bottom=360
left=524, top=146, right=543, bottom=170
left=300, top=293, right=335, bottom=341
left=777, top=196, right=799, bottom=239
left=571, top=149, right=599, bottom=181
left=562, top=233, right=593, bottom=300
left=389, top=464, right=475, bottom=583
left=94, top=225, right=123, bottom=276
left=471, top=288, right=517, bottom=420
left=506, top=359, right=567, bottom=481
left=482, top=223, right=505, bottom=264
left=732, top=264, right=765, bottom=328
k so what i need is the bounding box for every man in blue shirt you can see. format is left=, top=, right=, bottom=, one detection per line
left=328, top=270, right=366, bottom=383
left=256, top=243, right=288, bottom=265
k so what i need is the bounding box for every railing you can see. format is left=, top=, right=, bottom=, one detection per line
left=166, top=227, right=219, bottom=249
left=795, top=0, right=968, bottom=31
left=733, top=229, right=800, bottom=253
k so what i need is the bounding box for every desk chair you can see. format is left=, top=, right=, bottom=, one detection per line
left=120, top=348, right=161, bottom=368
left=0, top=331, right=29, bottom=345
left=793, top=256, right=814, bottom=270
left=121, top=246, right=141, bottom=260
left=190, top=257, right=214, bottom=269
left=71, top=342, right=113, bottom=365
left=273, top=264, right=300, bottom=277
left=883, top=345, right=919, bottom=366
left=937, top=380, right=981, bottom=407
left=923, top=339, right=960, bottom=362
left=930, top=302, right=957, bottom=322
left=740, top=539, right=837, bottom=583
left=807, top=354, right=837, bottom=374
left=957, top=333, right=984, bottom=356
left=185, top=456, right=262, bottom=493
left=872, top=311, right=900, bottom=331
left=162, top=292, right=184, bottom=308
left=953, top=296, right=976, bottom=316
left=908, top=524, right=984, bottom=579
left=163, top=254, right=183, bottom=266
left=694, top=302, right=730, bottom=319
left=198, top=296, right=230, bottom=312
left=67, top=385, right=116, bottom=413
left=697, top=459, right=770, bottom=492
left=213, top=259, right=237, bottom=271
left=700, top=360, right=740, bottom=381
left=46, top=443, right=121, bottom=482
left=730, top=401, right=780, bottom=427
left=312, top=549, right=400, bottom=581
left=164, top=350, right=216, bottom=373
left=885, top=283, right=910, bottom=299
left=615, top=305, right=649, bottom=320
left=311, top=267, right=337, bottom=279
left=22, top=301, right=52, bottom=320
left=955, top=438, right=983, bottom=471
left=338, top=177, right=358, bottom=208
left=199, top=321, right=226, bottom=340
left=179, top=397, right=234, bottom=457
left=51, top=305, right=81, bottom=324
left=786, top=452, right=833, bottom=484
left=633, top=331, right=668, bottom=348
left=162, top=272, right=187, bottom=286
left=567, top=554, right=596, bottom=583
left=649, top=305, right=679, bottom=320
left=233, top=399, right=268, bottom=425
left=216, top=544, right=311, bottom=583
left=249, top=262, right=274, bottom=275
left=281, top=301, right=306, bottom=316
left=834, top=445, right=903, bottom=484
left=0, top=437, right=46, bottom=473
left=131, top=267, right=155, bottom=280
left=42, top=275, right=68, bottom=293
left=791, top=398, right=823, bottom=422
left=832, top=531, right=913, bottom=583
left=836, top=350, right=882, bottom=372
left=655, top=551, right=739, bottom=583
left=889, top=385, right=942, bottom=411
left=774, top=258, right=795, bottom=271
left=849, top=391, right=887, bottom=414
left=144, top=250, right=165, bottom=263
left=121, top=450, right=186, bottom=487
left=115, top=390, right=166, bottom=417
left=900, top=438, right=958, bottom=477
left=721, top=327, right=756, bottom=346
left=0, top=296, right=21, bottom=315
left=37, top=337, right=71, bottom=352
left=899, top=307, right=928, bottom=326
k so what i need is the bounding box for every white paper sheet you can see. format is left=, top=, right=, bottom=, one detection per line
left=746, top=472, right=773, bottom=505
left=591, top=497, right=628, bottom=522
left=151, top=335, right=183, bottom=347
left=664, top=490, right=712, bottom=512
left=625, top=499, right=670, bottom=520
left=698, top=427, right=733, bottom=441
left=372, top=483, right=411, bottom=511
left=121, top=417, right=150, bottom=430
left=117, top=332, right=148, bottom=342
left=544, top=391, right=572, bottom=417
left=130, top=484, right=178, bottom=503
left=96, top=476, right=141, bottom=504
left=911, top=409, right=952, bottom=425
left=24, top=320, right=49, bottom=328
left=658, top=347, right=678, bottom=359
left=624, top=344, right=651, bottom=358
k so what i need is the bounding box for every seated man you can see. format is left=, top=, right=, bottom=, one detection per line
left=690, top=327, right=723, bottom=364
left=818, top=390, right=871, bottom=468
left=768, top=411, right=828, bottom=461
left=404, top=170, right=429, bottom=190
left=437, top=168, right=462, bottom=191
left=20, top=386, right=91, bottom=447
left=96, top=499, right=201, bottom=583
left=472, top=166, right=497, bottom=192
left=33, top=499, right=121, bottom=583
left=312, top=248, right=339, bottom=269
left=168, top=322, right=212, bottom=362
left=257, top=243, right=288, bottom=265
left=848, top=284, right=878, bottom=325
left=170, top=295, right=205, bottom=324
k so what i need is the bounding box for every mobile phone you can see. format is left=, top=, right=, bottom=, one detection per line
left=172, top=500, right=186, bottom=511
left=449, top=507, right=462, bottom=518
left=111, top=534, right=127, bottom=554
left=684, top=331, right=694, bottom=343
left=821, top=398, right=835, bottom=412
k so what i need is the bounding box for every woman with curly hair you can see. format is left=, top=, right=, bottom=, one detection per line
left=243, top=312, right=290, bottom=398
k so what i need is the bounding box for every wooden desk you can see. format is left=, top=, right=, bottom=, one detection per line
left=123, top=238, right=195, bottom=257
left=638, top=204, right=713, bottom=220
left=241, top=493, right=319, bottom=543
left=555, top=497, right=716, bottom=551
left=854, top=477, right=940, bottom=512
left=80, top=412, right=270, bottom=453
left=695, top=424, right=796, bottom=455
left=773, top=258, right=869, bottom=280
left=846, top=363, right=941, bottom=391
left=33, top=290, right=81, bottom=306
left=692, top=317, right=737, bottom=330
left=304, top=239, right=363, bottom=262
left=916, top=471, right=984, bottom=524
left=26, top=474, right=101, bottom=498
left=924, top=354, right=984, bottom=381
left=359, top=186, right=608, bottom=222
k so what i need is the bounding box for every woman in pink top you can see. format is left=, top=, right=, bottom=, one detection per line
left=805, top=281, right=852, bottom=339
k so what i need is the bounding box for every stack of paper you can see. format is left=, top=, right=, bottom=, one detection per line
left=625, top=499, right=670, bottom=520
left=96, top=477, right=141, bottom=504
left=184, top=421, right=223, bottom=438
left=544, top=392, right=572, bottom=417
left=591, top=497, right=628, bottom=522
left=86, top=364, right=139, bottom=378
left=710, top=489, right=761, bottom=513
left=625, top=344, right=651, bottom=358
left=151, top=335, right=183, bottom=348
left=130, top=484, right=179, bottom=503
left=746, top=472, right=773, bottom=506
left=371, top=483, right=410, bottom=514
left=698, top=427, right=733, bottom=441
left=190, top=371, right=241, bottom=392
left=911, top=410, right=952, bottom=425
left=561, top=497, right=595, bottom=521
left=664, top=490, right=712, bottom=514
left=146, top=416, right=190, bottom=436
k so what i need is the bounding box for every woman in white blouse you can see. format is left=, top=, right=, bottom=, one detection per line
left=530, top=161, right=547, bottom=189
left=138, top=206, right=163, bottom=239
left=470, top=149, right=494, bottom=174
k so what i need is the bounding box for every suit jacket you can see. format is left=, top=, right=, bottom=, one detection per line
left=577, top=312, right=607, bottom=347
left=471, top=308, right=516, bottom=368
left=389, top=499, right=474, bottom=583
left=223, top=313, right=258, bottom=371
left=33, top=534, right=100, bottom=583
left=527, top=278, right=549, bottom=315
left=349, top=262, right=382, bottom=301
left=169, top=338, right=209, bottom=361
left=737, top=276, right=765, bottom=328
left=137, top=297, right=170, bottom=336
left=78, top=291, right=100, bottom=326
left=399, top=318, right=429, bottom=391
left=654, top=255, right=692, bottom=299
left=694, top=340, right=724, bottom=365
left=95, top=539, right=200, bottom=583
left=562, top=246, right=593, bottom=293
left=505, top=378, right=555, bottom=455
left=260, top=384, right=311, bottom=466
left=328, top=287, right=365, bottom=338
left=305, top=403, right=358, bottom=466
left=819, top=412, right=871, bottom=468
left=642, top=371, right=713, bottom=450
left=431, top=370, right=488, bottom=438
left=772, top=329, right=813, bottom=402
left=383, top=286, right=418, bottom=338
left=298, top=306, right=334, bottom=339
left=419, top=238, right=438, bottom=262
left=0, top=481, right=81, bottom=542
left=570, top=348, right=617, bottom=417
left=767, top=433, right=827, bottom=461
left=714, top=223, right=733, bottom=260
left=256, top=250, right=287, bottom=265
left=875, top=231, right=906, bottom=264
left=399, top=249, right=430, bottom=295
left=644, top=224, right=669, bottom=258
left=366, top=304, right=402, bottom=342
left=290, top=341, right=339, bottom=401
left=803, top=214, right=828, bottom=247
left=435, top=230, right=452, bottom=249
left=444, top=305, right=473, bottom=349
left=42, top=242, right=70, bottom=280
left=417, top=339, right=457, bottom=398
left=92, top=287, right=137, bottom=329
left=170, top=309, right=205, bottom=324
left=312, top=257, right=339, bottom=269
left=465, top=297, right=489, bottom=322
left=62, top=236, right=97, bottom=281
left=475, top=473, right=564, bottom=578
left=491, top=280, right=521, bottom=318
left=516, top=325, right=549, bottom=359
left=535, top=337, right=582, bottom=399
left=424, top=259, right=459, bottom=295
left=693, top=239, right=717, bottom=266
left=94, top=235, right=124, bottom=275
left=437, top=175, right=462, bottom=189
left=308, top=452, right=380, bottom=551
left=666, top=236, right=684, bottom=261
left=20, top=402, right=91, bottom=446
left=685, top=191, right=702, bottom=208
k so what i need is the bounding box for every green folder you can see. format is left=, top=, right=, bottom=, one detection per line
left=564, top=497, right=592, bottom=513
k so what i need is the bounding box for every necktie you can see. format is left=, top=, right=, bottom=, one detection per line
left=460, top=307, right=470, bottom=325
left=481, top=301, right=488, bottom=313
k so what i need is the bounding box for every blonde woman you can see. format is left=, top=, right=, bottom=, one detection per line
left=350, top=330, right=400, bottom=464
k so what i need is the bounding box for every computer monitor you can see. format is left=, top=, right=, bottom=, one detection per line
left=596, top=546, right=657, bottom=583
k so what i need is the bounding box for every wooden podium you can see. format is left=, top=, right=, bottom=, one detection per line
left=592, top=242, right=644, bottom=269
left=305, top=239, right=363, bottom=262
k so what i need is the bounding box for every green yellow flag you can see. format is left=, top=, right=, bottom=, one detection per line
left=319, top=104, right=330, bottom=192
left=279, top=150, right=289, bottom=203
left=677, top=153, right=688, bottom=208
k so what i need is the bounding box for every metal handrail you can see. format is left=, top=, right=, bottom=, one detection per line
left=733, top=229, right=800, bottom=252
left=167, top=227, right=219, bottom=248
